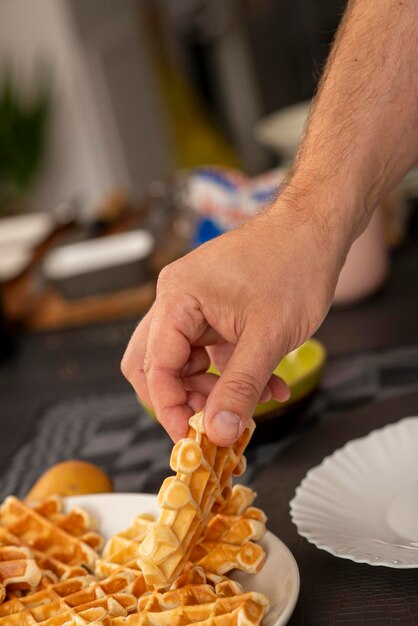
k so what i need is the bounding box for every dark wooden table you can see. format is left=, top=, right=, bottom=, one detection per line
left=255, top=391, right=418, bottom=625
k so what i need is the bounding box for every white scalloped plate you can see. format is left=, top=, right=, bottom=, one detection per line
left=290, top=417, right=418, bottom=568
left=66, top=493, right=299, bottom=626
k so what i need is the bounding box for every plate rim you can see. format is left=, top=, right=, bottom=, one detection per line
left=290, top=415, right=418, bottom=568
left=65, top=492, right=300, bottom=625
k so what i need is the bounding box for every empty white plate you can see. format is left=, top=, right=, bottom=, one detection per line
left=66, top=493, right=299, bottom=626
left=290, top=417, right=418, bottom=568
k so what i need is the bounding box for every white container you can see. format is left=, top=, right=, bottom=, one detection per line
left=333, top=208, right=388, bottom=305
left=43, top=230, right=154, bottom=299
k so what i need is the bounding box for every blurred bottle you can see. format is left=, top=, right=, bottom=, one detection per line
left=333, top=208, right=389, bottom=305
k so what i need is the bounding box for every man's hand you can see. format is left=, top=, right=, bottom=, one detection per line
left=123, top=0, right=418, bottom=445
left=122, top=201, right=345, bottom=445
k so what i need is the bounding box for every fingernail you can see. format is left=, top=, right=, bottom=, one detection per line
left=211, top=411, right=241, bottom=440
left=282, top=387, right=291, bottom=402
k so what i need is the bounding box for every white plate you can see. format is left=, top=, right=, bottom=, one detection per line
left=66, top=493, right=299, bottom=626
left=290, top=417, right=418, bottom=568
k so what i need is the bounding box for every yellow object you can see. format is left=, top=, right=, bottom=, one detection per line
left=139, top=338, right=326, bottom=422
left=25, top=460, right=113, bottom=503
left=232, top=338, right=326, bottom=419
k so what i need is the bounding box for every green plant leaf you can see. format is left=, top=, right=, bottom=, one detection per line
left=0, top=67, right=51, bottom=209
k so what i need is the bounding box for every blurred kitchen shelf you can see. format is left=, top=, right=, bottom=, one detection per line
left=2, top=227, right=187, bottom=331
left=25, top=282, right=157, bottom=331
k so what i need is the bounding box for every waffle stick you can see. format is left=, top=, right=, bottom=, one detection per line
left=203, top=509, right=266, bottom=545
left=95, top=554, right=152, bottom=602
left=0, top=598, right=119, bottom=625
left=189, top=506, right=267, bottom=577
left=0, top=576, right=96, bottom=616
left=212, top=486, right=256, bottom=517
left=138, top=413, right=255, bottom=587
left=112, top=579, right=268, bottom=626
left=169, top=564, right=212, bottom=589
left=30, top=497, right=103, bottom=552
left=0, top=497, right=100, bottom=573
left=0, top=527, right=89, bottom=586
left=190, top=541, right=265, bottom=576
left=0, top=545, right=42, bottom=600
left=95, top=515, right=155, bottom=598
left=99, top=515, right=154, bottom=569
left=190, top=485, right=266, bottom=577
left=0, top=597, right=122, bottom=625
left=0, top=570, right=140, bottom=625
left=112, top=564, right=268, bottom=626
left=99, top=482, right=265, bottom=583
left=96, top=558, right=138, bottom=581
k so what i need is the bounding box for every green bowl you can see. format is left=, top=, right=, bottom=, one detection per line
left=139, top=338, right=326, bottom=422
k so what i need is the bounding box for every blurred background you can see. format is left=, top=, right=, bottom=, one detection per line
left=1, top=0, right=330, bottom=345
left=1, top=0, right=418, bottom=495
left=2, top=0, right=418, bottom=342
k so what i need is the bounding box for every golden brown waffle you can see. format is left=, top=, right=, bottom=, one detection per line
left=0, top=528, right=89, bottom=586
left=212, top=485, right=257, bottom=516
left=0, top=407, right=270, bottom=624
left=190, top=541, right=265, bottom=576
left=0, top=496, right=102, bottom=585
left=30, top=496, right=104, bottom=553
left=98, top=485, right=266, bottom=582
left=0, top=545, right=42, bottom=601
left=112, top=566, right=269, bottom=626
left=138, top=412, right=255, bottom=587
left=95, top=514, right=156, bottom=601
left=97, top=514, right=154, bottom=576
left=202, top=510, right=266, bottom=545
left=189, top=485, right=267, bottom=576
left=0, top=571, right=137, bottom=625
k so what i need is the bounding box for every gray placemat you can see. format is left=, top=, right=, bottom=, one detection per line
left=0, top=393, right=293, bottom=499
left=2, top=343, right=418, bottom=500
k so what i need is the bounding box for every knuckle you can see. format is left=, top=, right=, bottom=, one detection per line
left=120, top=355, right=131, bottom=380
left=222, top=371, right=262, bottom=404
left=157, top=263, right=176, bottom=292
left=121, top=351, right=148, bottom=386
left=142, top=352, right=153, bottom=377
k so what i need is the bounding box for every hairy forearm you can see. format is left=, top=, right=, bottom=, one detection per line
left=281, top=0, right=418, bottom=246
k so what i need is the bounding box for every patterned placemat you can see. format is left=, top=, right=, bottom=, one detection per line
left=0, top=393, right=294, bottom=499
left=2, top=343, right=418, bottom=500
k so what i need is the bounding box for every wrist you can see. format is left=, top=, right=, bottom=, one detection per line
left=263, top=177, right=358, bottom=285
left=275, top=169, right=373, bottom=250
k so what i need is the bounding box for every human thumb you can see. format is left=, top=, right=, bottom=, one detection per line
left=204, top=334, right=280, bottom=446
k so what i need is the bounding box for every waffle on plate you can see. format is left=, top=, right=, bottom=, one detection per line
left=0, top=412, right=270, bottom=626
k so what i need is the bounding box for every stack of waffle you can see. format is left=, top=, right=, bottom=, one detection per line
left=0, top=412, right=270, bottom=625
left=112, top=566, right=269, bottom=626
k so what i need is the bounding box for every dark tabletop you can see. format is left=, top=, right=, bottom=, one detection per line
left=1, top=222, right=418, bottom=625
left=254, top=391, right=418, bottom=626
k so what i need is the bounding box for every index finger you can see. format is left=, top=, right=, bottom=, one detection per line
left=146, top=294, right=208, bottom=441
